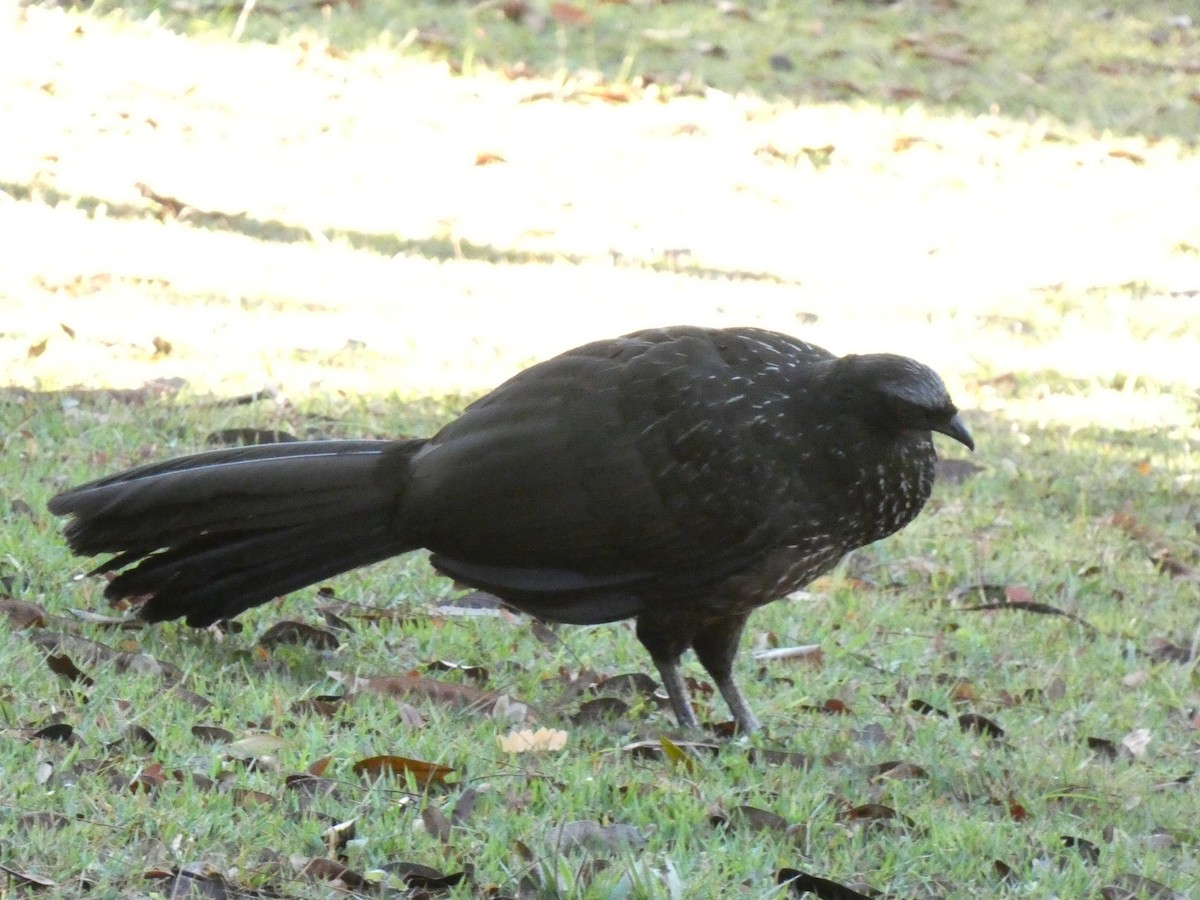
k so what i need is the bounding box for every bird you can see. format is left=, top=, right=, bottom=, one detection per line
left=48, top=325, right=973, bottom=734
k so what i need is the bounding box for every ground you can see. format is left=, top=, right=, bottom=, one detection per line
left=1, top=0, right=1198, bottom=897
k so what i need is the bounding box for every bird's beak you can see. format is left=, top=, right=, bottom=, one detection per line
left=934, top=414, right=974, bottom=451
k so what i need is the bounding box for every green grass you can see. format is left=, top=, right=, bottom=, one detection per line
left=4, top=388, right=1198, bottom=897
left=116, top=0, right=1198, bottom=141
left=2, top=0, right=1199, bottom=895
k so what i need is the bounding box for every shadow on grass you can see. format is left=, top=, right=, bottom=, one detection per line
left=0, top=180, right=798, bottom=286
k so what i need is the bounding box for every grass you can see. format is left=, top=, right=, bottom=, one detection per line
left=2, top=0, right=1199, bottom=896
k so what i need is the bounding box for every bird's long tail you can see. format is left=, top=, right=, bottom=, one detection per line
left=48, top=439, right=425, bottom=626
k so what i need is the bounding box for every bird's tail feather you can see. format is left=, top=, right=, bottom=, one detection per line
left=48, top=439, right=425, bottom=626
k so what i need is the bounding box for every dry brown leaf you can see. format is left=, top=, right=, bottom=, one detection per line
left=191, top=724, right=235, bottom=743
left=1122, top=670, right=1151, bottom=688
left=958, top=712, right=1005, bottom=740
left=550, top=2, right=591, bottom=26
left=1108, top=149, right=1147, bottom=166
left=0, top=599, right=47, bottom=628
left=839, top=803, right=916, bottom=831
left=421, top=805, right=452, bottom=843
left=867, top=760, right=929, bottom=781
left=129, top=762, right=167, bottom=793
left=0, top=864, right=57, bottom=889
left=799, top=698, right=852, bottom=715
left=233, top=787, right=275, bottom=807
left=1149, top=549, right=1198, bottom=580
left=778, top=868, right=874, bottom=898
left=301, top=857, right=366, bottom=889
left=380, top=862, right=467, bottom=891
left=352, top=754, right=454, bottom=787
left=451, top=787, right=478, bottom=826
left=716, top=805, right=790, bottom=834
left=258, top=620, right=339, bottom=650
left=1102, top=873, right=1186, bottom=899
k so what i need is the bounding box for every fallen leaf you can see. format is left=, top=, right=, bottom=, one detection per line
left=226, top=733, right=285, bottom=759
left=498, top=727, right=568, bottom=753
left=301, top=857, right=366, bottom=889
left=547, top=820, right=647, bottom=855
left=838, top=803, right=916, bottom=831
left=45, top=653, right=94, bottom=686
left=778, top=867, right=874, bottom=898
left=622, top=737, right=721, bottom=762
left=451, top=787, right=478, bottom=826
left=1107, top=149, right=1146, bottom=165
left=799, top=698, right=852, bottom=715
left=129, top=762, right=167, bottom=793
left=1102, top=873, right=1186, bottom=899
left=1087, top=735, right=1121, bottom=760
left=1122, top=670, right=1151, bottom=688
left=1121, top=728, right=1151, bottom=758
left=0, top=865, right=56, bottom=889
left=958, top=712, right=1005, bottom=740
left=30, top=722, right=77, bottom=744
left=0, top=599, right=47, bottom=628
left=659, top=734, right=696, bottom=770
left=379, top=862, right=467, bottom=891
left=426, top=659, right=489, bottom=683
left=1146, top=638, right=1193, bottom=664
left=258, top=620, right=339, bottom=650
left=570, top=696, right=630, bottom=724
left=352, top=754, right=454, bottom=787
left=191, top=725, right=235, bottom=743
left=715, top=805, right=790, bottom=834
left=1061, top=835, right=1100, bottom=864
left=550, top=2, right=591, bottom=26
left=866, top=760, right=929, bottom=781
left=421, top=805, right=452, bottom=843
left=323, top=818, right=356, bottom=854
left=1149, top=549, right=1197, bottom=580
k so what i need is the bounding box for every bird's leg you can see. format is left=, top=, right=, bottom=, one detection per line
left=692, top=613, right=760, bottom=735
left=636, top=617, right=700, bottom=730
left=652, top=657, right=701, bottom=731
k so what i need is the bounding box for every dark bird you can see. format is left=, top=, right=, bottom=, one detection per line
left=49, top=326, right=973, bottom=733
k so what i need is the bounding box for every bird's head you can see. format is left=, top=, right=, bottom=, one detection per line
left=835, top=353, right=974, bottom=451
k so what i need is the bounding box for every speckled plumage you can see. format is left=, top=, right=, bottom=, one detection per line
left=49, top=326, right=973, bottom=733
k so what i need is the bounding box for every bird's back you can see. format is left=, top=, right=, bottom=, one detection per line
left=403, top=326, right=940, bottom=623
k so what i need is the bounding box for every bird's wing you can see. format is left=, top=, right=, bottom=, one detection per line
left=403, top=326, right=835, bottom=600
